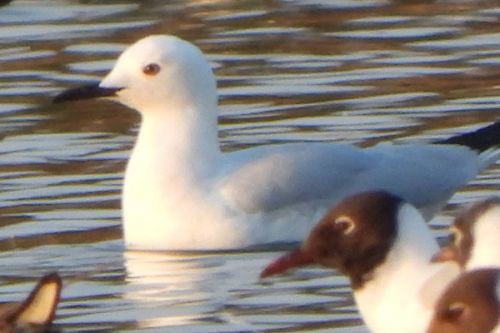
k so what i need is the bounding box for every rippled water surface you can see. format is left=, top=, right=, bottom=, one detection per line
left=0, top=0, right=499, bottom=332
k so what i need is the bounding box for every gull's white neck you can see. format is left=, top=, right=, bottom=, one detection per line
left=121, top=102, right=225, bottom=249
left=467, top=206, right=500, bottom=270
left=134, top=104, right=220, bottom=175
left=354, top=204, right=449, bottom=333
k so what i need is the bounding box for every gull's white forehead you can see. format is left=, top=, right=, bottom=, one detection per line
left=120, top=35, right=194, bottom=65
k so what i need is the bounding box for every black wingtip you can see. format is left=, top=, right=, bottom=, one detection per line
left=436, top=120, right=500, bottom=152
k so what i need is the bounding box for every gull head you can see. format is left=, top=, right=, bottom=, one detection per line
left=54, top=35, right=217, bottom=115
left=261, top=191, right=402, bottom=289
left=431, top=197, right=500, bottom=270
left=0, top=272, right=62, bottom=333
left=427, top=268, right=500, bottom=333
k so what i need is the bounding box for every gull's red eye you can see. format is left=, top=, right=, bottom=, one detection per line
left=143, top=63, right=161, bottom=76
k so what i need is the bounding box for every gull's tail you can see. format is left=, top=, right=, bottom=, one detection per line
left=437, top=120, right=500, bottom=169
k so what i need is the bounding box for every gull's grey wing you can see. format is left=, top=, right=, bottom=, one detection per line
left=218, top=143, right=373, bottom=213
left=218, top=142, right=479, bottom=217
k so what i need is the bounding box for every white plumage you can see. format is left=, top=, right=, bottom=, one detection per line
left=54, top=35, right=499, bottom=250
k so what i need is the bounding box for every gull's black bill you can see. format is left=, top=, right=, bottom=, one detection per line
left=53, top=83, right=123, bottom=103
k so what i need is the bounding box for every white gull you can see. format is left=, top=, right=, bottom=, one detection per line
left=53, top=35, right=500, bottom=250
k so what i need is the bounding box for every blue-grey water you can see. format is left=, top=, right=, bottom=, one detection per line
left=0, top=0, right=499, bottom=332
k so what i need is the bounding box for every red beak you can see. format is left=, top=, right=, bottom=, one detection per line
left=260, top=247, right=314, bottom=279
left=431, top=246, right=459, bottom=263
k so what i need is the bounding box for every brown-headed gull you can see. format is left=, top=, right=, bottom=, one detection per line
left=427, top=268, right=500, bottom=333
left=0, top=272, right=62, bottom=333
left=260, top=191, right=460, bottom=333
left=53, top=35, right=500, bottom=250
left=433, top=197, right=500, bottom=270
